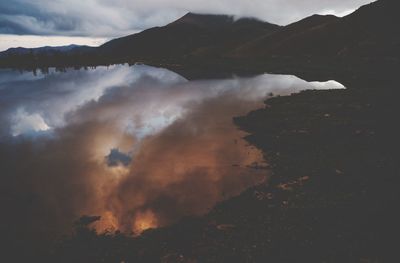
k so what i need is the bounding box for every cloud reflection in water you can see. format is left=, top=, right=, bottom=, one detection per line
left=0, top=65, right=344, bottom=237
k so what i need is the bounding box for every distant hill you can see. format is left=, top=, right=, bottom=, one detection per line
left=0, top=45, right=92, bottom=57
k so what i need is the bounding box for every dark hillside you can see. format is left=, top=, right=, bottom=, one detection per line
left=233, top=0, right=400, bottom=59
left=99, top=13, right=281, bottom=61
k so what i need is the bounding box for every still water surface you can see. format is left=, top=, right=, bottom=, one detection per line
left=0, top=64, right=344, bottom=234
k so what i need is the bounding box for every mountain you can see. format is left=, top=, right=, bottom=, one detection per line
left=0, top=45, right=91, bottom=57
left=232, top=0, right=400, bottom=59
left=99, top=13, right=281, bottom=61
left=230, top=14, right=340, bottom=57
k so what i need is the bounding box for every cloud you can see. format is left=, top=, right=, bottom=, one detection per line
left=10, top=108, right=51, bottom=136
left=0, top=0, right=373, bottom=38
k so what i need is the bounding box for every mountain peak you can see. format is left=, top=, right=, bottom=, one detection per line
left=169, top=12, right=277, bottom=30
left=169, top=12, right=234, bottom=28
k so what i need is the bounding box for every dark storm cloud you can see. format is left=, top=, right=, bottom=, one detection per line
left=0, top=0, right=373, bottom=37
left=106, top=148, right=132, bottom=167
left=0, top=1, right=81, bottom=35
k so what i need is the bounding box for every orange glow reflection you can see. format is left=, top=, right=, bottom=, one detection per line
left=92, top=211, right=120, bottom=233
left=133, top=210, right=158, bottom=234
left=85, top=96, right=269, bottom=234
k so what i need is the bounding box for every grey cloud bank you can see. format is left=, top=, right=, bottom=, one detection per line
left=0, top=0, right=373, bottom=38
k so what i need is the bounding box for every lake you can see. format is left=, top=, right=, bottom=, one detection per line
left=0, top=64, right=344, bottom=235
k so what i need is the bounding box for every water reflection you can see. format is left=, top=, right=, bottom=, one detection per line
left=0, top=65, right=344, bottom=236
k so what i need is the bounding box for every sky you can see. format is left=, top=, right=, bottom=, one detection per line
left=0, top=0, right=373, bottom=50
